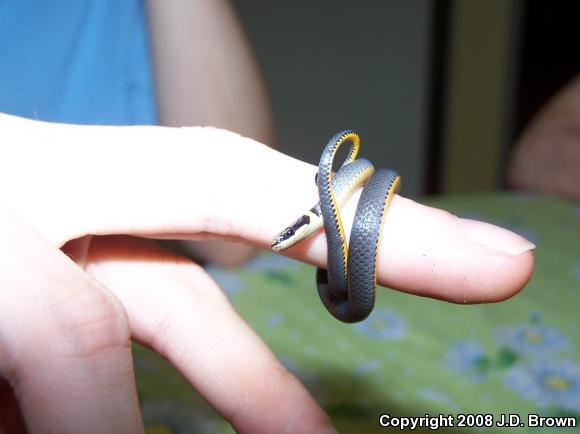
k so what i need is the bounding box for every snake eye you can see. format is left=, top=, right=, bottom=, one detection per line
left=285, top=228, right=295, bottom=238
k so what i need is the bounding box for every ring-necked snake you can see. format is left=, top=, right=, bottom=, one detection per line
left=271, top=130, right=401, bottom=323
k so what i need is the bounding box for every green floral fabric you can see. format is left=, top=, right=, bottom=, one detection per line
left=135, top=193, right=580, bottom=433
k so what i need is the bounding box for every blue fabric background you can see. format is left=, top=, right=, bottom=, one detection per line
left=0, top=0, right=157, bottom=125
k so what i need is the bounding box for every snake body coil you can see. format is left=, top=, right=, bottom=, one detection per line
left=271, top=130, right=400, bottom=323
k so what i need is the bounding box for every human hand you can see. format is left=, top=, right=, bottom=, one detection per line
left=0, top=207, right=331, bottom=434
left=0, top=113, right=534, bottom=433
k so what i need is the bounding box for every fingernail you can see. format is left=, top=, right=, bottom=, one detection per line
left=460, top=218, right=536, bottom=255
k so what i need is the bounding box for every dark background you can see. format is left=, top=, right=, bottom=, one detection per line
left=514, top=0, right=580, bottom=136
left=234, top=1, right=580, bottom=196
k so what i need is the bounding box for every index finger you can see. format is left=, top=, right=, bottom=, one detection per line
left=0, top=115, right=534, bottom=303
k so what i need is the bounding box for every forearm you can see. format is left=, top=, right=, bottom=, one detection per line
left=146, top=0, right=274, bottom=144
left=509, top=75, right=580, bottom=200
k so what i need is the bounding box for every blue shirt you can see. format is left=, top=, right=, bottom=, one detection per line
left=0, top=0, right=157, bottom=125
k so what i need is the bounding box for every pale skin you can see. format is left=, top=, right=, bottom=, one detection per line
left=509, top=73, right=580, bottom=201
left=0, top=113, right=535, bottom=433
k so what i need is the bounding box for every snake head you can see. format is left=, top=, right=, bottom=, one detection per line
left=270, top=214, right=311, bottom=252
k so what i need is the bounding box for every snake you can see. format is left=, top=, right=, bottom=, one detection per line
left=271, top=130, right=401, bottom=323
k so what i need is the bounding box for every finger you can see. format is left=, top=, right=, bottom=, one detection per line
left=0, top=207, right=143, bottom=434
left=84, top=235, right=336, bottom=434
left=0, top=116, right=534, bottom=302
left=79, top=126, right=533, bottom=303
left=297, top=193, right=535, bottom=303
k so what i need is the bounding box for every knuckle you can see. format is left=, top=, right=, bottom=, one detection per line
left=42, top=286, right=131, bottom=360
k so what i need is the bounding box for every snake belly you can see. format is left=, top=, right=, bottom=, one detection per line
left=316, top=130, right=400, bottom=323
